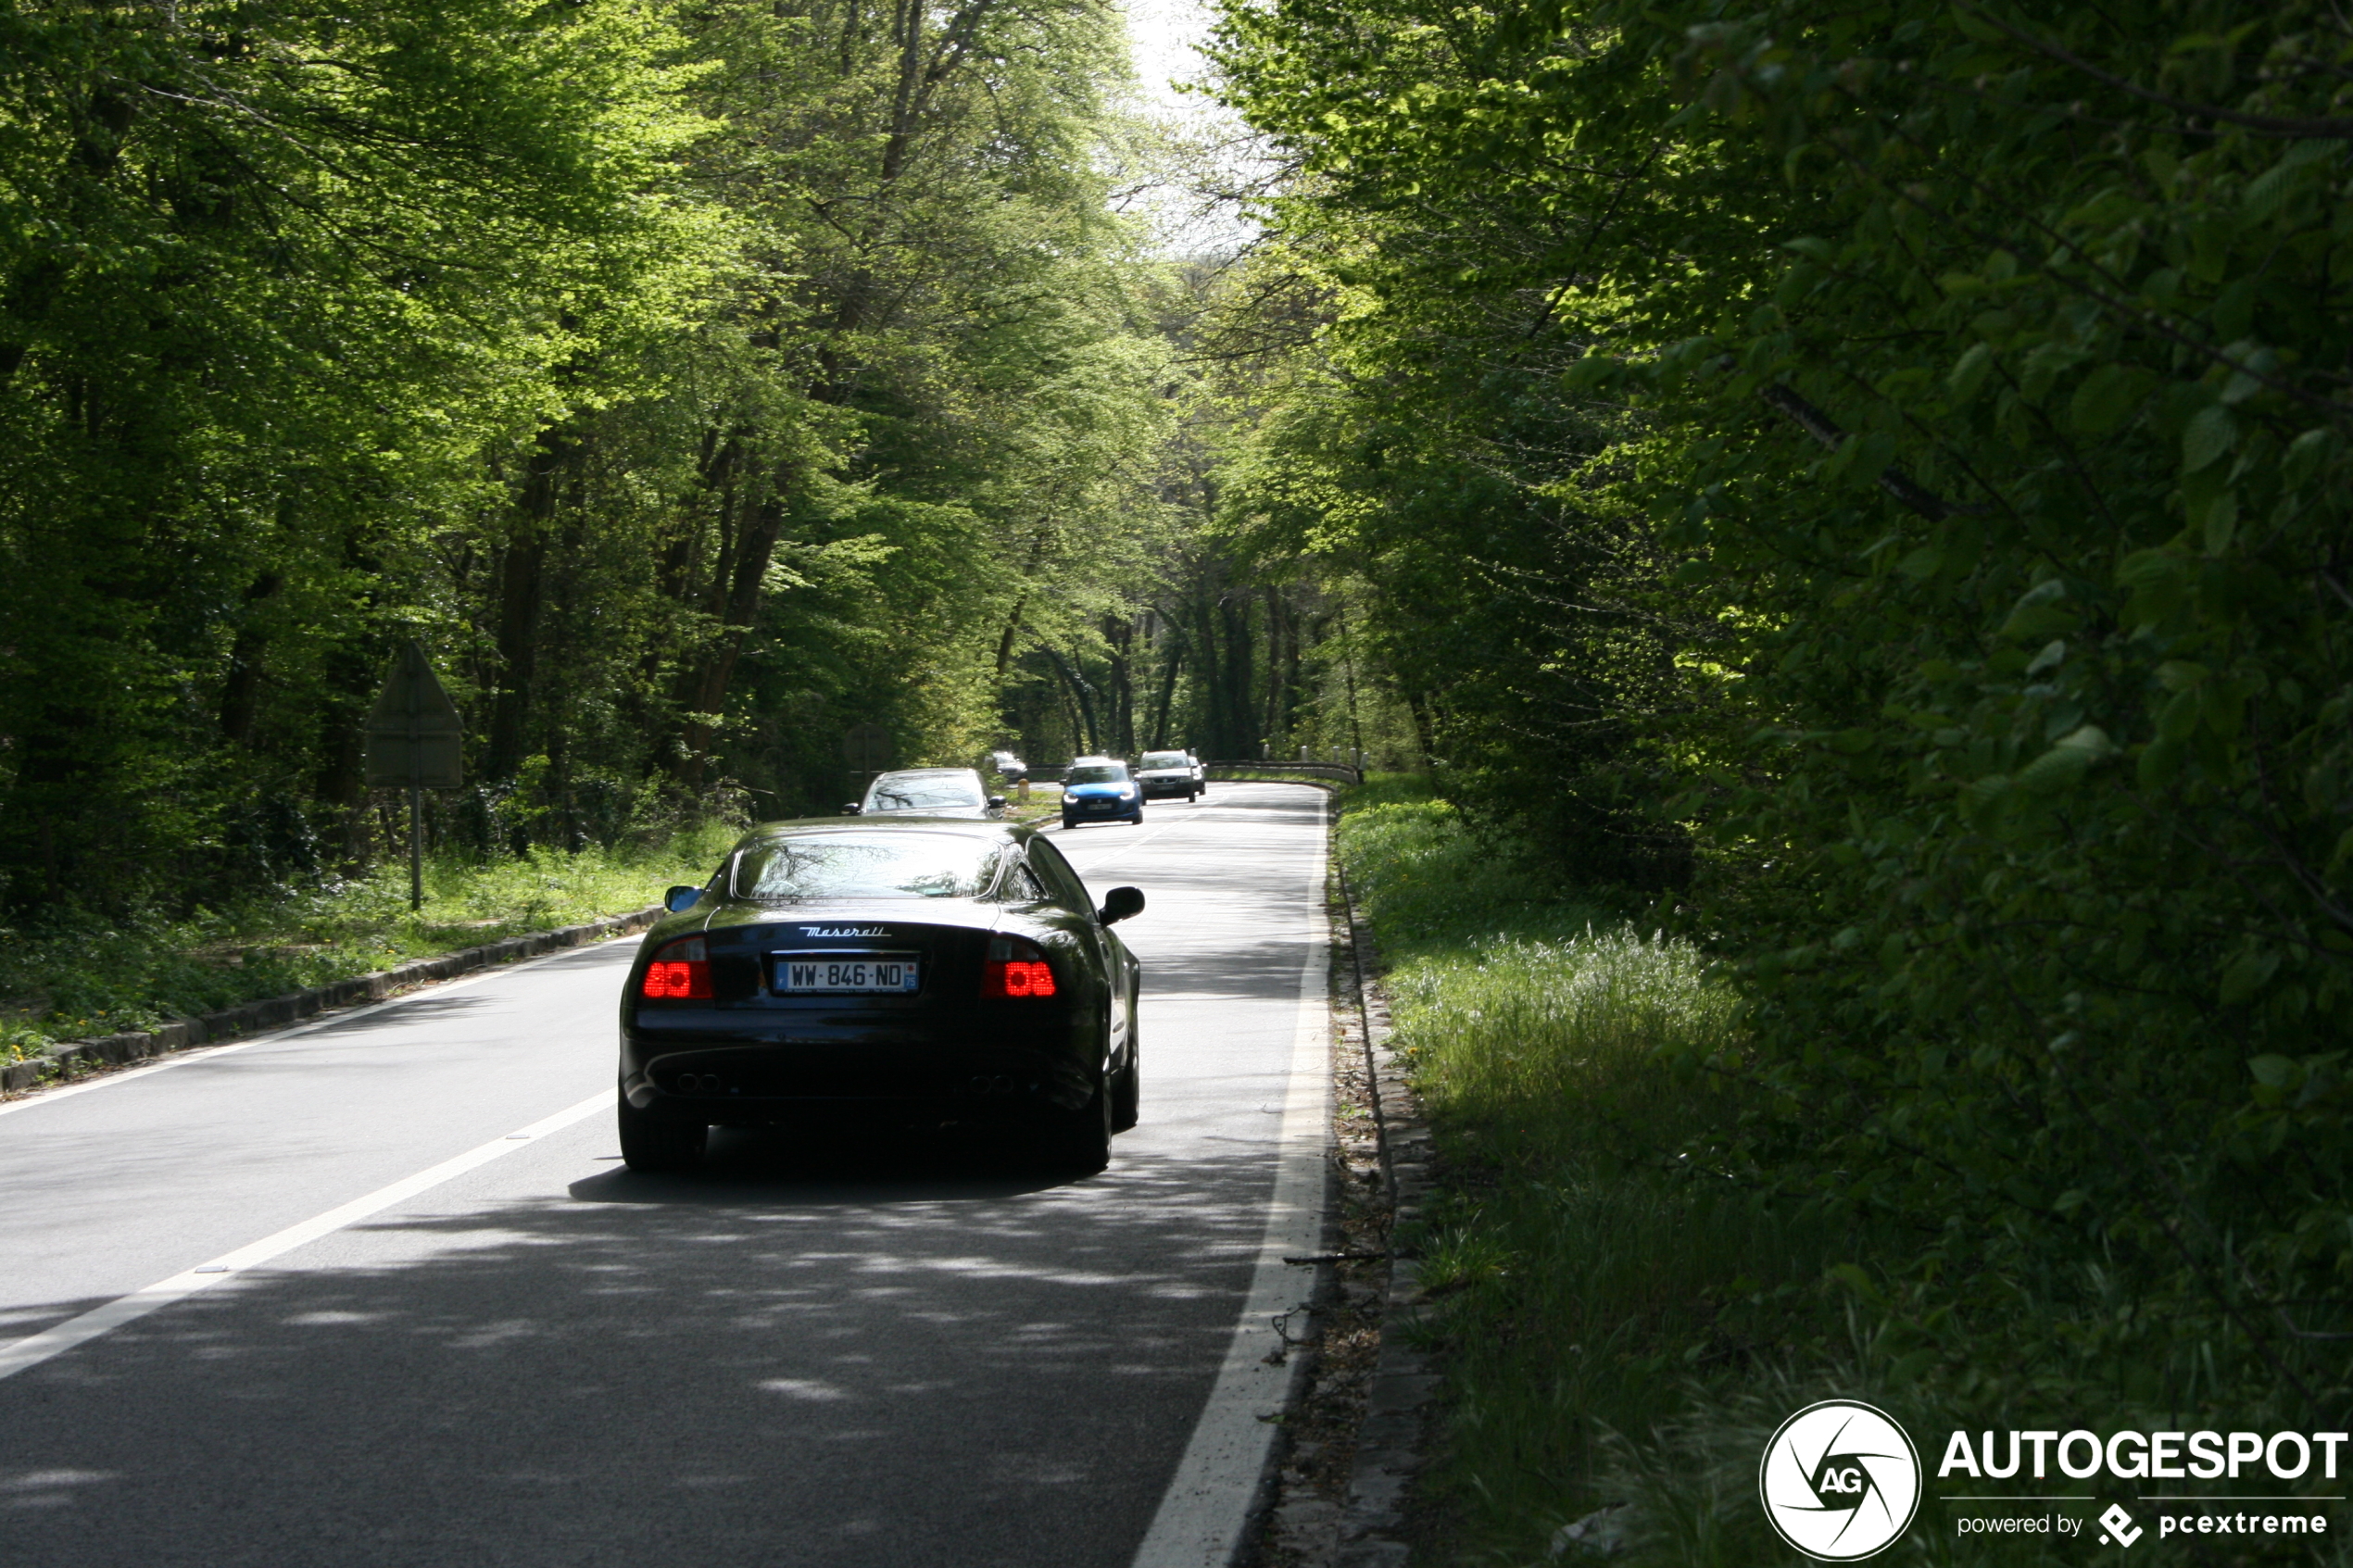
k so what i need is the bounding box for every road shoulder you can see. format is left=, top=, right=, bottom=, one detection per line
left=1252, top=855, right=1441, bottom=1568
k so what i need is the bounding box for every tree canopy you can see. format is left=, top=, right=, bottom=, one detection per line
left=1209, top=0, right=2353, bottom=1453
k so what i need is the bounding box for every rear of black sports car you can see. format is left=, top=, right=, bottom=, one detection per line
left=613, top=816, right=1142, bottom=1173
left=620, top=900, right=1111, bottom=1124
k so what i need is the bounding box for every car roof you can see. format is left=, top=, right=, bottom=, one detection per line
left=738, top=816, right=1036, bottom=845
left=871, top=766, right=979, bottom=778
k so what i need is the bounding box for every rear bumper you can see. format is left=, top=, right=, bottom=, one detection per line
left=622, top=1022, right=1102, bottom=1122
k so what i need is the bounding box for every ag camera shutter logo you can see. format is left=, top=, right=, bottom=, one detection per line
left=1758, top=1399, right=1922, bottom=1560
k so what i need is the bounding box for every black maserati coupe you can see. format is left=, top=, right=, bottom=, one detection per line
left=617, top=817, right=1144, bottom=1173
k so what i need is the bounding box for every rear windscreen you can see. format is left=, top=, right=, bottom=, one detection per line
left=735, top=834, right=1001, bottom=901
left=867, top=774, right=985, bottom=810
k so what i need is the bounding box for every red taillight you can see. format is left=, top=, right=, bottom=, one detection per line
left=981, top=935, right=1057, bottom=998
left=640, top=936, right=711, bottom=1000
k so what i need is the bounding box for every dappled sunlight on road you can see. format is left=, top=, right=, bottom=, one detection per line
left=0, top=1137, right=1278, bottom=1567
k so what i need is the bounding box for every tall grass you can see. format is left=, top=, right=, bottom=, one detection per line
left=0, top=822, right=739, bottom=1063
left=1345, top=784, right=2349, bottom=1566
left=1343, top=797, right=1831, bottom=1558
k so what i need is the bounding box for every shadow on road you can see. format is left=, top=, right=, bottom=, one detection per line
left=0, top=1141, right=1277, bottom=1568
left=568, top=1124, right=1081, bottom=1205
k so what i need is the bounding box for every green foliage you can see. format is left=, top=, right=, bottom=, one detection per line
left=0, top=820, right=738, bottom=1064
left=1337, top=795, right=1840, bottom=1563
left=0, top=0, right=1183, bottom=914
left=1225, top=0, right=2353, bottom=1547
left=0, top=0, right=704, bottom=893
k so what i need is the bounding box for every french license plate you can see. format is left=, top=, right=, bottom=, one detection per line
left=774, top=954, right=919, bottom=994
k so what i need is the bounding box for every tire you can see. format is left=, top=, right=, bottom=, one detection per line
left=618, top=1092, right=707, bottom=1173
left=1061, top=811, right=1076, bottom=831
left=1043, top=1068, right=1113, bottom=1173
left=1111, top=1024, right=1139, bottom=1134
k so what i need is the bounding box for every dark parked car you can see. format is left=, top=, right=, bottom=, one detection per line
left=845, top=767, right=1005, bottom=819
left=1136, top=749, right=1203, bottom=801
left=1060, top=757, right=1143, bottom=828
left=619, top=818, right=1143, bottom=1173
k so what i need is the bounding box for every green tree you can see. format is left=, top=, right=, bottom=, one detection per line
left=0, top=0, right=707, bottom=900
left=1214, top=0, right=2353, bottom=1444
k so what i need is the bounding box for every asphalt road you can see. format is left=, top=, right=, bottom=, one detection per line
left=0, top=783, right=1330, bottom=1568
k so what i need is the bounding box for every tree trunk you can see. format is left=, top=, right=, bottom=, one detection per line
left=1218, top=596, right=1256, bottom=757
left=1148, top=619, right=1184, bottom=748
left=1042, top=645, right=1099, bottom=754
left=994, top=590, right=1030, bottom=677
left=218, top=571, right=283, bottom=744
left=1403, top=684, right=1437, bottom=770
left=485, top=431, right=569, bottom=780
left=1192, top=596, right=1227, bottom=756
left=1105, top=615, right=1135, bottom=755
left=672, top=480, right=792, bottom=786
left=1262, top=585, right=1286, bottom=750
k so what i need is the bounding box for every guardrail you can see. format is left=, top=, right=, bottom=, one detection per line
left=1004, top=760, right=1362, bottom=785
left=1204, top=760, right=1363, bottom=785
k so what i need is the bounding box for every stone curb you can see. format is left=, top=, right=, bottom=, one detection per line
left=0, top=905, right=667, bottom=1096
left=1333, top=861, right=1438, bottom=1567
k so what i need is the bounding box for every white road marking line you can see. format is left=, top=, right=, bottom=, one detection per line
left=0, top=1088, right=616, bottom=1382
left=0, top=934, right=640, bottom=1119
left=0, top=1039, right=277, bottom=1117
left=1130, top=789, right=1330, bottom=1568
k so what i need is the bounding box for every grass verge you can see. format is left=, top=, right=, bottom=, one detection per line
left=0, top=822, right=740, bottom=1065
left=1338, top=783, right=1901, bottom=1565
left=1345, top=779, right=2337, bottom=1566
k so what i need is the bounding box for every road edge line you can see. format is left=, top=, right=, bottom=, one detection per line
left=1129, top=789, right=1332, bottom=1568
left=0, top=906, right=667, bottom=1102
left=0, top=1088, right=616, bottom=1382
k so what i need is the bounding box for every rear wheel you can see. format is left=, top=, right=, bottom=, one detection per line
left=1111, top=1035, right=1139, bottom=1134
left=1043, top=1069, right=1113, bottom=1173
left=618, top=1092, right=706, bottom=1173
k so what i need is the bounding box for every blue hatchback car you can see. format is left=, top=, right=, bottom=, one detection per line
left=1060, top=757, right=1143, bottom=829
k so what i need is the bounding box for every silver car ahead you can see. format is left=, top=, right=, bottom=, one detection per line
left=1136, top=749, right=1203, bottom=802
left=847, top=768, right=1006, bottom=819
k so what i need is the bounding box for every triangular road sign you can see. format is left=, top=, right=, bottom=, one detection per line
left=364, top=640, right=465, bottom=790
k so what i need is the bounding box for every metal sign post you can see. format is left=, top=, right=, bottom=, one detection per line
left=363, top=640, right=465, bottom=910
left=840, top=722, right=892, bottom=804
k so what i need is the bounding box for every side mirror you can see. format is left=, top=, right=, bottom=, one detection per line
left=987, top=795, right=1007, bottom=810
left=1097, top=885, right=1145, bottom=925
left=840, top=803, right=862, bottom=815
left=663, top=885, right=702, bottom=914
